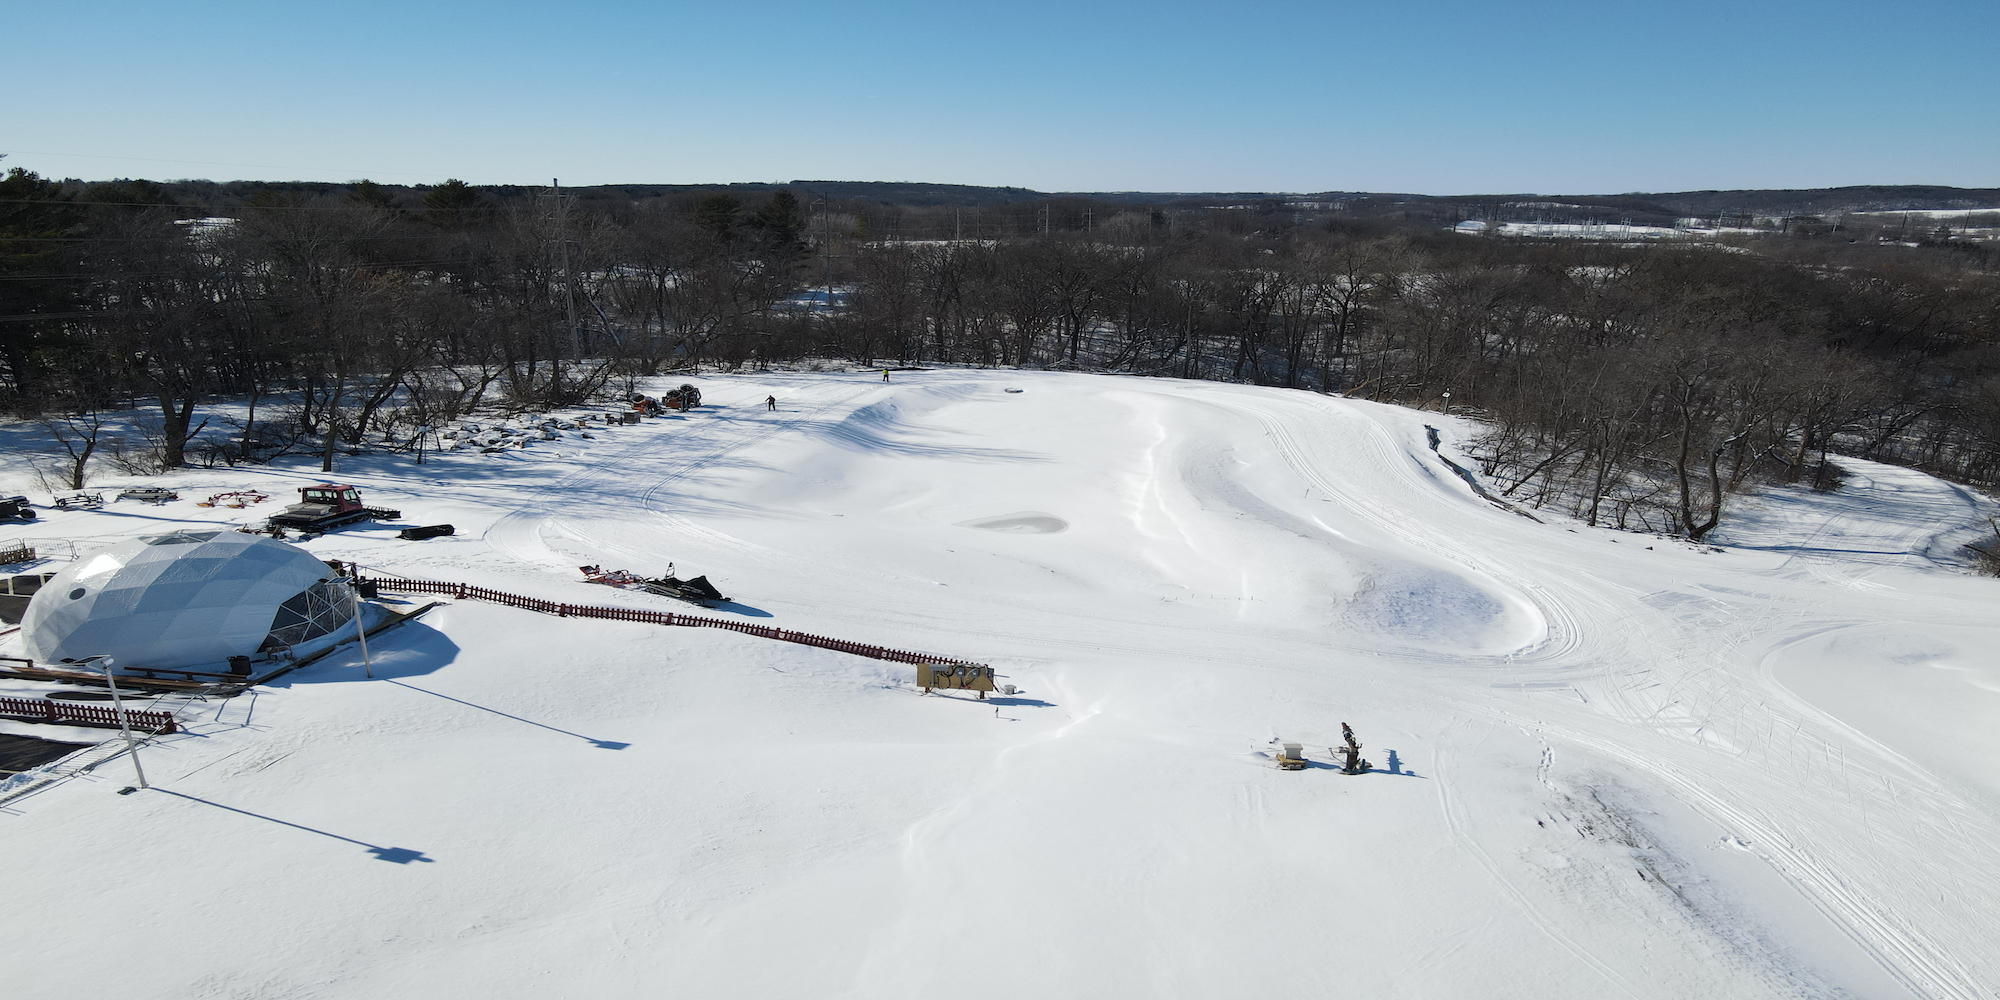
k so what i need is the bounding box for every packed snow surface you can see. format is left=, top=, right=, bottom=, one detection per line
left=4, top=371, right=1998, bottom=999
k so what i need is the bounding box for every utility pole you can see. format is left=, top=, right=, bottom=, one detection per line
left=817, top=193, right=834, bottom=314
left=87, top=657, right=148, bottom=792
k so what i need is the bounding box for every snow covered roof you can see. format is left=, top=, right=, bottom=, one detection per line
left=19, top=531, right=353, bottom=670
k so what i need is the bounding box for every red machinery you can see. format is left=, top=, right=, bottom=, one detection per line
left=265, top=485, right=401, bottom=534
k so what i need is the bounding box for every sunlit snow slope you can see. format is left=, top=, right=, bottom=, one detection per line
left=5, top=370, right=1998, bottom=1000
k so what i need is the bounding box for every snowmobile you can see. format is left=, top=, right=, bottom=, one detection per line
left=579, top=565, right=730, bottom=606
left=0, top=495, right=35, bottom=521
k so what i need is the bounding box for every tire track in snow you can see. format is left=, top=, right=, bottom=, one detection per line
left=483, top=381, right=879, bottom=579
left=1431, top=720, right=1647, bottom=1000
left=1496, top=702, right=1990, bottom=1000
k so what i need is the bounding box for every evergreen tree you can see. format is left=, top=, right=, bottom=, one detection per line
left=422, top=179, right=483, bottom=230
left=80, top=177, right=177, bottom=209
left=749, top=189, right=808, bottom=261
left=348, top=178, right=399, bottom=213
left=0, top=166, right=86, bottom=401
left=693, top=193, right=742, bottom=242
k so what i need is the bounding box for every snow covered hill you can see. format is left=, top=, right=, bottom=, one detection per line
left=3, top=370, right=1997, bottom=999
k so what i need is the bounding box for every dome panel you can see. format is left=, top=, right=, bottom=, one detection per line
left=153, top=557, right=234, bottom=586
left=71, top=553, right=127, bottom=580
left=85, top=587, right=145, bottom=619
left=133, top=585, right=199, bottom=613
left=142, top=530, right=224, bottom=546
left=187, top=577, right=263, bottom=608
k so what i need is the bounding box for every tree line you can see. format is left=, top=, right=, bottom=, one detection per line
left=3, top=166, right=1996, bottom=540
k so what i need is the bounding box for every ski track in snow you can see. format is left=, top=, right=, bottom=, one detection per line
left=3, top=369, right=1998, bottom=999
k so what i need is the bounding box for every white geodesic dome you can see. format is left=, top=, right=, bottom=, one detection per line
left=20, top=530, right=355, bottom=670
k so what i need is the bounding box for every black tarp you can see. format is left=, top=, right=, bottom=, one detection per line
left=647, top=575, right=727, bottom=603
left=0, top=732, right=95, bottom=775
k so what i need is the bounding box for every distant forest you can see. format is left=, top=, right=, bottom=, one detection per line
left=3, top=167, right=1997, bottom=541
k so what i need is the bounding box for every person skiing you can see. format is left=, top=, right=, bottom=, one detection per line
left=882, top=368, right=890, bottom=382
left=765, top=395, right=777, bottom=411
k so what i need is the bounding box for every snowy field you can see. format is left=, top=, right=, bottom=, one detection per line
left=1848, top=209, right=2000, bottom=219
left=3, top=370, right=1998, bottom=999
left=1453, top=220, right=1769, bottom=240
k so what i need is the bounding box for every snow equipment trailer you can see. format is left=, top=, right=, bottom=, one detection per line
left=198, top=490, right=269, bottom=508
left=117, top=487, right=179, bottom=504
left=266, top=485, right=402, bottom=535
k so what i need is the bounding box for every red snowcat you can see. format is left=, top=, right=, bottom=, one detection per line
left=266, top=484, right=402, bottom=534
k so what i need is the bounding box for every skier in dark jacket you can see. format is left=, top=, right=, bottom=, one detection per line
left=766, top=395, right=777, bottom=411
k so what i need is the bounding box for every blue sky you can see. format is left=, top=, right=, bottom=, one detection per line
left=6, top=0, right=1996, bottom=194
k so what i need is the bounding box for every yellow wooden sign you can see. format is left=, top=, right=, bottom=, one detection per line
left=918, top=663, right=995, bottom=694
